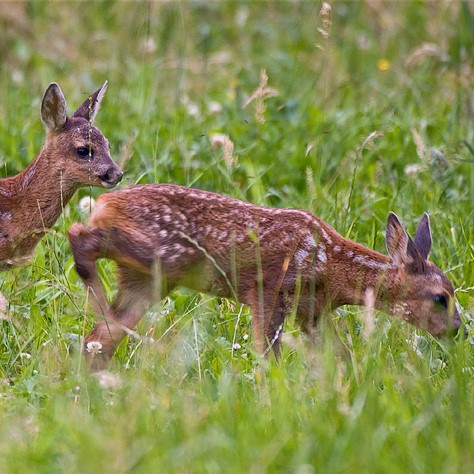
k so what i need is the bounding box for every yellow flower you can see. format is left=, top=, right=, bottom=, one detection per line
left=377, top=58, right=391, bottom=71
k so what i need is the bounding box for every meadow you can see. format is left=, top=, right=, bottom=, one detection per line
left=0, top=1, right=473, bottom=472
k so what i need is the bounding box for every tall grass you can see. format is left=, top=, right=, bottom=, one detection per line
left=0, top=2, right=472, bottom=472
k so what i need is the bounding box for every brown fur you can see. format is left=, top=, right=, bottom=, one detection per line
left=68, top=184, right=461, bottom=370
left=0, top=82, right=122, bottom=269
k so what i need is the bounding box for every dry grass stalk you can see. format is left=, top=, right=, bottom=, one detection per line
left=118, top=134, right=136, bottom=169
left=317, top=2, right=332, bottom=41
left=223, top=135, right=238, bottom=168
left=360, top=130, right=384, bottom=153
left=210, top=133, right=238, bottom=168
left=243, top=69, right=279, bottom=124
left=405, top=43, right=445, bottom=67
left=411, top=127, right=427, bottom=161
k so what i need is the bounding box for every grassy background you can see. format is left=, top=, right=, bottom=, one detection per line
left=0, top=1, right=473, bottom=472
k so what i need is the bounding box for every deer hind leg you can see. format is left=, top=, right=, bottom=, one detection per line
left=85, top=265, right=155, bottom=371
left=68, top=223, right=111, bottom=319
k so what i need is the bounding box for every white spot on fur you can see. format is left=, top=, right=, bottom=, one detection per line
left=159, top=230, right=168, bottom=238
left=172, top=243, right=184, bottom=253
left=353, top=254, right=389, bottom=270
left=317, top=243, right=327, bottom=264
left=303, top=234, right=316, bottom=248
left=295, top=248, right=310, bottom=266
left=333, top=245, right=341, bottom=252
left=321, top=228, right=332, bottom=245
left=392, top=302, right=411, bottom=318
left=295, top=233, right=317, bottom=267
left=158, top=246, right=169, bottom=257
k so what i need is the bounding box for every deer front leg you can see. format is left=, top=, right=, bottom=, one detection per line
left=245, top=285, right=292, bottom=359
left=85, top=266, right=155, bottom=371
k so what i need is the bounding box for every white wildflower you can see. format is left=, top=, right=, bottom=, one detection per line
left=93, top=370, right=122, bottom=390
left=79, top=196, right=95, bottom=214
left=210, top=133, right=228, bottom=149
left=186, top=102, right=200, bottom=118
left=236, top=6, right=249, bottom=28
left=208, top=101, right=223, bottom=114
left=86, top=341, right=103, bottom=355
left=143, top=37, right=157, bottom=54
left=404, top=163, right=423, bottom=178
left=11, top=69, right=24, bottom=84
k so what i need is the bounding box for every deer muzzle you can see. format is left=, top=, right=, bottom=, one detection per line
left=99, top=167, right=123, bottom=188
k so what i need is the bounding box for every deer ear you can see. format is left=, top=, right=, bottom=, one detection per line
left=386, top=212, right=409, bottom=262
left=72, top=81, right=108, bottom=122
left=41, top=83, right=67, bottom=132
left=386, top=212, right=425, bottom=269
left=413, top=212, right=432, bottom=260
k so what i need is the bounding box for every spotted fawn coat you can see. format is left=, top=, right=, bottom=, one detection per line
left=68, top=184, right=461, bottom=370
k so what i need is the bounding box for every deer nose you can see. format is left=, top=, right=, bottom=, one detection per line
left=100, top=168, right=123, bottom=188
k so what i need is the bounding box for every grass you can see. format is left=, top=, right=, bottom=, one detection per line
left=0, top=1, right=473, bottom=472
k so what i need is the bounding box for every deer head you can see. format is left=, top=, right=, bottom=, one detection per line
left=0, top=81, right=123, bottom=269
left=40, top=81, right=123, bottom=189
left=385, top=212, right=460, bottom=336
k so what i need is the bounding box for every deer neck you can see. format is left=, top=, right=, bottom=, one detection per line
left=326, top=237, right=398, bottom=310
left=8, top=147, right=79, bottom=230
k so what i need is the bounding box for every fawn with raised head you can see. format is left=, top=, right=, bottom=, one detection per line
left=0, top=82, right=122, bottom=270
left=68, top=184, right=461, bottom=370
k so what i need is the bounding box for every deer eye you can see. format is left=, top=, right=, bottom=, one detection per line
left=76, top=147, right=92, bottom=158
left=434, top=294, right=448, bottom=309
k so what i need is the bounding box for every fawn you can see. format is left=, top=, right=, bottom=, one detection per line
left=68, top=184, right=461, bottom=369
left=0, top=82, right=122, bottom=270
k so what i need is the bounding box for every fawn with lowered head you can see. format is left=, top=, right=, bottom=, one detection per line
left=0, top=82, right=122, bottom=270
left=68, top=184, right=461, bottom=369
